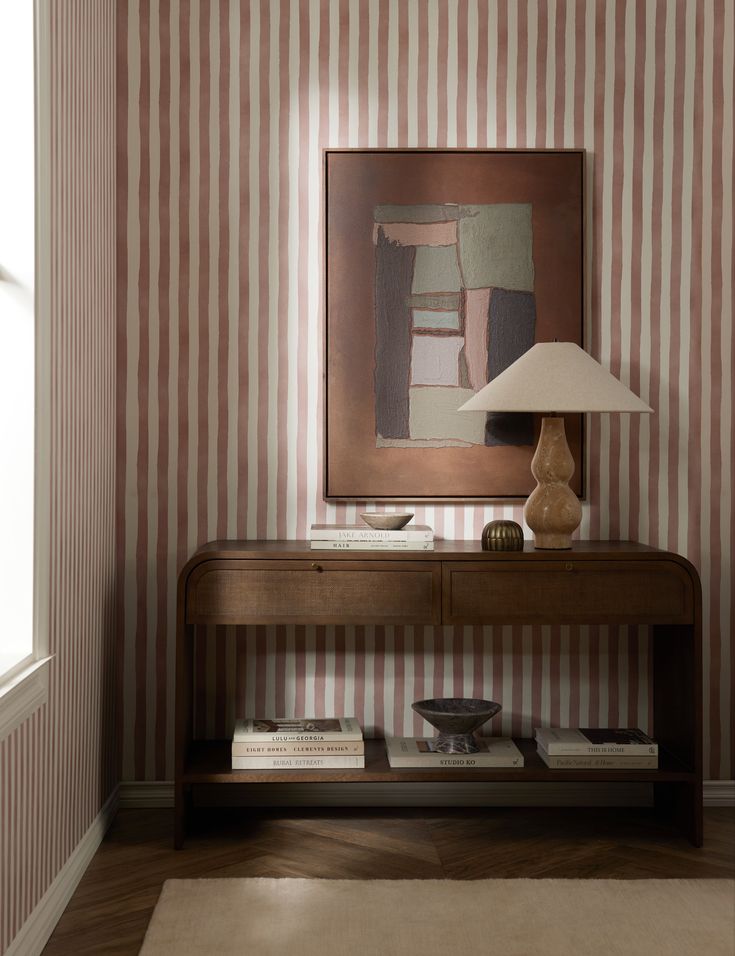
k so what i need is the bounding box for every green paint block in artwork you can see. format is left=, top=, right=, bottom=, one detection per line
left=412, top=246, right=462, bottom=294
left=412, top=310, right=460, bottom=330
left=409, top=387, right=486, bottom=444
left=458, top=204, right=535, bottom=291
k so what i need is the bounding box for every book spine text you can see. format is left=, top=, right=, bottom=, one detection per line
left=233, top=733, right=364, bottom=743
left=310, top=529, right=433, bottom=542
left=540, top=755, right=658, bottom=769
left=539, top=743, right=658, bottom=755
left=388, top=757, right=523, bottom=769
left=232, top=741, right=365, bottom=756
left=232, top=756, right=366, bottom=769
left=310, top=540, right=434, bottom=551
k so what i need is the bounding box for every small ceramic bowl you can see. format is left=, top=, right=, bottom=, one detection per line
left=360, top=512, right=414, bottom=530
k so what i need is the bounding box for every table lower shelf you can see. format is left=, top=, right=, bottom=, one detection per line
left=181, top=738, right=696, bottom=785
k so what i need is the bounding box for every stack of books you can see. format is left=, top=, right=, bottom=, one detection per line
left=385, top=737, right=524, bottom=768
left=309, top=523, right=434, bottom=551
left=232, top=717, right=365, bottom=770
left=534, top=727, right=659, bottom=769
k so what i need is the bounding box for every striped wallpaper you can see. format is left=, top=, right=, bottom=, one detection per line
left=0, top=2, right=117, bottom=953
left=117, top=0, right=733, bottom=783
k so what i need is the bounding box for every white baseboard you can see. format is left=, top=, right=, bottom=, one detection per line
left=704, top=780, right=735, bottom=806
left=5, top=785, right=119, bottom=956
left=119, top=779, right=735, bottom=810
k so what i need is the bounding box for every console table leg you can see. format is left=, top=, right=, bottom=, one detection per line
left=174, top=783, right=189, bottom=849
left=654, top=782, right=703, bottom=847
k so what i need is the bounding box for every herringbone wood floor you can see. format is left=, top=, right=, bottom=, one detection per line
left=43, top=806, right=734, bottom=955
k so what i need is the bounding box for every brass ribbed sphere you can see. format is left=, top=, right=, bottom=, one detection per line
left=481, top=520, right=524, bottom=551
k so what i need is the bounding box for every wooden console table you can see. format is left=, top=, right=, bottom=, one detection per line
left=175, top=541, right=702, bottom=848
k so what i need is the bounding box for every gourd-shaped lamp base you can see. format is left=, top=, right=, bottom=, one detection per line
left=524, top=416, right=582, bottom=550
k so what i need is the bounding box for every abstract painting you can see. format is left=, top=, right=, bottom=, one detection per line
left=325, top=150, right=584, bottom=500
left=374, top=202, right=536, bottom=450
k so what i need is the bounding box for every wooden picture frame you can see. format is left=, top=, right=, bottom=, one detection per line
left=324, top=149, right=584, bottom=501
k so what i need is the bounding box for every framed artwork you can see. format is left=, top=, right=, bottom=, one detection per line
left=324, top=149, right=584, bottom=500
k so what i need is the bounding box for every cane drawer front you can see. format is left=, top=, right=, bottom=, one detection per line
left=444, top=560, right=694, bottom=625
left=185, top=559, right=441, bottom=625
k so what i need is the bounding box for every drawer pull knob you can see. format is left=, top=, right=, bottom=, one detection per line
left=311, top=563, right=323, bottom=573
left=565, top=562, right=574, bottom=572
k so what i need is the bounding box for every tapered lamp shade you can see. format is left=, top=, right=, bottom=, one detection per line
left=459, top=343, right=654, bottom=414
left=459, top=343, right=653, bottom=550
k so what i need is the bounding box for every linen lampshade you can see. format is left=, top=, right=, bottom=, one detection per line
left=459, top=343, right=653, bottom=549
left=459, top=342, right=654, bottom=414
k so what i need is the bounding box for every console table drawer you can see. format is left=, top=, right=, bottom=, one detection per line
left=186, top=560, right=441, bottom=625
left=444, top=560, right=693, bottom=625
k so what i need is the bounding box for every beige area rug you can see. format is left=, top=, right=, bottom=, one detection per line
left=139, top=877, right=735, bottom=956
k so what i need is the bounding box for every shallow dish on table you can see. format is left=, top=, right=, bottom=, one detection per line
left=360, top=512, right=414, bottom=530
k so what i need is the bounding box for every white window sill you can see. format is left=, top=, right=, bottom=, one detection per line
left=0, top=655, right=52, bottom=741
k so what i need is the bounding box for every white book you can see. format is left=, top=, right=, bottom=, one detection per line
left=310, top=540, right=434, bottom=551
left=232, top=755, right=365, bottom=770
left=534, top=727, right=658, bottom=756
left=233, top=716, right=363, bottom=743
left=309, top=523, right=434, bottom=542
left=537, top=745, right=658, bottom=769
left=385, top=737, right=524, bottom=769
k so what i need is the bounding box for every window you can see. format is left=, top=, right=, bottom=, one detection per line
left=0, top=0, right=50, bottom=738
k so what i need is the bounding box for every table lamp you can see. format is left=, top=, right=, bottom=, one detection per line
left=458, top=342, right=653, bottom=550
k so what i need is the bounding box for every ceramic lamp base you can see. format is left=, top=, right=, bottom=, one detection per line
left=524, top=416, right=582, bottom=551
left=533, top=532, right=573, bottom=550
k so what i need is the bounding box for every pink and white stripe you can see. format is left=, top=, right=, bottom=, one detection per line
left=0, top=2, right=117, bottom=952
left=117, top=0, right=733, bottom=784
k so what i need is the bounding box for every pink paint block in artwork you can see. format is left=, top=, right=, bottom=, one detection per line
left=373, top=220, right=457, bottom=247
left=411, top=335, right=464, bottom=386
left=464, top=288, right=492, bottom=390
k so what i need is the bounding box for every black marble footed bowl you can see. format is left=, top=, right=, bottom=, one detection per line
left=411, top=698, right=502, bottom=754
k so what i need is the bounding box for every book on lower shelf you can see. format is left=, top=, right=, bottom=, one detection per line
left=385, top=737, right=524, bottom=768
left=232, top=740, right=365, bottom=757
left=232, top=754, right=365, bottom=770
left=234, top=717, right=363, bottom=743
left=534, top=727, right=658, bottom=756
left=536, top=746, right=658, bottom=769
